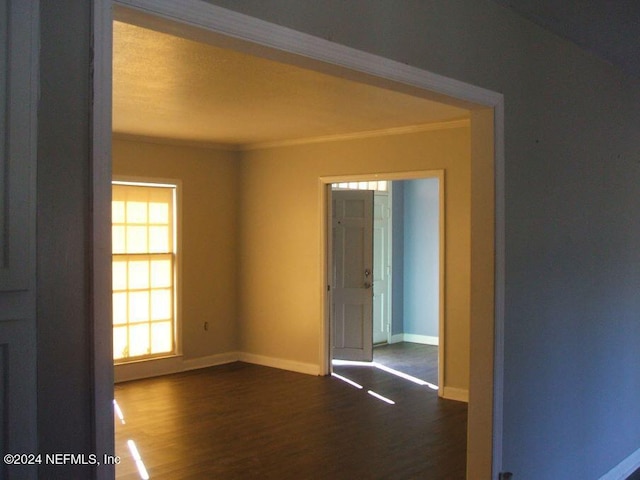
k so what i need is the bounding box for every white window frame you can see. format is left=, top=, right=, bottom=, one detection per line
left=112, top=176, right=183, bottom=362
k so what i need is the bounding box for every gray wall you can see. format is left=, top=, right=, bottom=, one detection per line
left=205, top=1, right=640, bottom=478
left=36, top=1, right=640, bottom=478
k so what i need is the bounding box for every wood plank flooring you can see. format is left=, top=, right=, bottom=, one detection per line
left=115, top=343, right=467, bottom=479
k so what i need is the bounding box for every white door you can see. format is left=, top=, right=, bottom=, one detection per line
left=0, top=1, right=38, bottom=478
left=373, top=192, right=392, bottom=344
left=332, top=190, right=374, bottom=362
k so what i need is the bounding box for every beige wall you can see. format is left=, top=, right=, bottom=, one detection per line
left=112, top=138, right=240, bottom=359
left=112, top=124, right=473, bottom=392
left=239, top=124, right=471, bottom=390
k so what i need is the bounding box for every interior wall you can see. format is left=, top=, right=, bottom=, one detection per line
left=112, top=138, right=240, bottom=359
left=402, top=178, right=440, bottom=338
left=239, top=125, right=471, bottom=391
left=199, top=0, right=640, bottom=477
left=391, top=182, right=405, bottom=336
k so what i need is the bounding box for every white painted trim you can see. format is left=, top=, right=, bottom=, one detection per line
left=114, top=351, right=322, bottom=383
left=106, top=2, right=506, bottom=477
left=386, top=334, right=439, bottom=346
left=239, top=352, right=321, bottom=376
left=114, top=352, right=240, bottom=383
left=599, top=447, right=640, bottom=480
left=403, top=334, right=440, bottom=346
left=443, top=386, right=469, bottom=403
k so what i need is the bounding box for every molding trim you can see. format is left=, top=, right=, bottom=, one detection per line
left=114, top=351, right=320, bottom=383
left=443, top=387, right=469, bottom=403
left=388, top=334, right=439, bottom=346
left=114, top=352, right=239, bottom=383
left=112, top=131, right=242, bottom=151
left=599, top=447, right=640, bottom=480
left=242, top=118, right=470, bottom=151
left=239, top=352, right=321, bottom=376
left=403, top=334, right=439, bottom=346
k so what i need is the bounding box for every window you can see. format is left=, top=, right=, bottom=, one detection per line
left=112, top=181, right=177, bottom=362
left=332, top=180, right=388, bottom=191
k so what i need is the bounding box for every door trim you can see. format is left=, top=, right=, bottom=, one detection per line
left=99, top=1, right=506, bottom=477
left=322, top=171, right=446, bottom=394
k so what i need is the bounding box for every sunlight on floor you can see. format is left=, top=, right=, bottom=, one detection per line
left=128, top=439, right=150, bottom=480
left=113, top=399, right=126, bottom=424
left=367, top=390, right=396, bottom=405
left=331, top=372, right=363, bottom=389
left=332, top=359, right=439, bottom=390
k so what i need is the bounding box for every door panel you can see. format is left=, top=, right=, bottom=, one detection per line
left=332, top=190, right=373, bottom=361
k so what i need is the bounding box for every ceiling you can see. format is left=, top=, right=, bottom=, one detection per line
left=494, top=0, right=640, bottom=80
left=112, top=21, right=468, bottom=148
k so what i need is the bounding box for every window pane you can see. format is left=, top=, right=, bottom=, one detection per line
left=127, top=201, right=147, bottom=224
left=150, top=259, right=172, bottom=288
left=126, top=226, right=148, bottom=253
left=148, top=226, right=169, bottom=253
left=113, top=326, right=128, bottom=360
left=129, top=323, right=150, bottom=357
left=151, top=321, right=173, bottom=354
left=129, top=291, right=149, bottom=322
left=128, top=260, right=149, bottom=289
left=149, top=202, right=169, bottom=224
left=112, top=261, right=127, bottom=290
left=112, top=226, right=126, bottom=254
left=112, top=201, right=126, bottom=223
left=151, top=289, right=172, bottom=320
left=113, top=292, right=127, bottom=325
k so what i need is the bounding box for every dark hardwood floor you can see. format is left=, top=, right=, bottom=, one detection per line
left=114, top=343, right=467, bottom=479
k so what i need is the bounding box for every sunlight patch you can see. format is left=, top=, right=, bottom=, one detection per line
left=331, top=372, right=363, bottom=389
left=367, top=390, right=395, bottom=405
left=332, top=359, right=439, bottom=390
left=113, top=399, right=126, bottom=424
left=128, top=440, right=150, bottom=479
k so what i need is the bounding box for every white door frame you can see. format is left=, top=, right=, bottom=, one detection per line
left=324, top=171, right=446, bottom=394
left=94, top=0, right=506, bottom=477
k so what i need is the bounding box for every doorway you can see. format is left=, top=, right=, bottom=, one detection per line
left=328, top=174, right=445, bottom=392
left=97, top=2, right=503, bottom=477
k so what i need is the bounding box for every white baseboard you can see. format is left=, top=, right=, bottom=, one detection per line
left=442, top=386, right=469, bottom=403
left=238, top=352, right=320, bottom=376
left=114, top=352, right=239, bottom=383
left=599, top=447, right=640, bottom=480
left=388, top=334, right=439, bottom=346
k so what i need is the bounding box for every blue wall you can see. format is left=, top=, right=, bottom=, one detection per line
left=392, top=179, right=440, bottom=338
left=391, top=182, right=404, bottom=336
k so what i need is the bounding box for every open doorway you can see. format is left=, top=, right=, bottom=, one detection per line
left=101, top=2, right=502, bottom=478
left=328, top=174, right=446, bottom=395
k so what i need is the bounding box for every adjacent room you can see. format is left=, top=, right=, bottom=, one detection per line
left=111, top=16, right=482, bottom=478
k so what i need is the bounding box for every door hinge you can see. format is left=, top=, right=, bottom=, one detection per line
left=327, top=285, right=331, bottom=291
